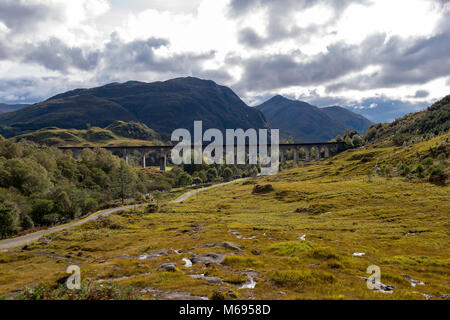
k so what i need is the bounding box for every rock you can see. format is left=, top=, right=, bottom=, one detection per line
left=252, top=184, right=274, bottom=194
left=191, top=253, right=226, bottom=266
left=352, top=252, right=365, bottom=257
left=190, top=274, right=222, bottom=283
left=222, top=242, right=242, bottom=251
left=182, top=258, right=192, bottom=267
left=200, top=242, right=241, bottom=251
left=98, top=260, right=106, bottom=264
left=227, top=290, right=238, bottom=298
left=158, top=263, right=177, bottom=272
left=138, top=251, right=167, bottom=260
left=251, top=249, right=261, bottom=255
left=401, top=274, right=425, bottom=287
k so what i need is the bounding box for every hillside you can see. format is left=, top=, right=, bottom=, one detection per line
left=11, top=121, right=163, bottom=147
left=365, top=95, right=450, bottom=146
left=256, top=95, right=372, bottom=142
left=0, top=77, right=268, bottom=138
left=0, top=103, right=29, bottom=114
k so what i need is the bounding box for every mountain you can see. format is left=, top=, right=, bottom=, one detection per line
left=321, top=106, right=373, bottom=134
left=0, top=103, right=29, bottom=114
left=0, top=77, right=268, bottom=138
left=255, top=95, right=372, bottom=142
left=365, top=95, right=450, bottom=146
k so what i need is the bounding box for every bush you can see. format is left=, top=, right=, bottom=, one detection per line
left=0, top=199, right=20, bottom=237
left=352, top=135, right=363, bottom=147
left=176, top=172, right=193, bottom=186
left=145, top=203, right=159, bottom=214
left=206, top=168, right=218, bottom=182
left=421, top=157, right=434, bottom=167
left=222, top=167, right=233, bottom=181
left=252, top=184, right=274, bottom=194
left=31, top=199, right=55, bottom=225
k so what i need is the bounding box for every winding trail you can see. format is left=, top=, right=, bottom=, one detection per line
left=0, top=178, right=245, bottom=250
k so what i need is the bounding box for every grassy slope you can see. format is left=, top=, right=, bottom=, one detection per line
left=11, top=126, right=161, bottom=147
left=0, top=135, right=449, bottom=300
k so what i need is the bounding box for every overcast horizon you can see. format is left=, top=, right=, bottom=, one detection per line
left=0, top=0, right=449, bottom=123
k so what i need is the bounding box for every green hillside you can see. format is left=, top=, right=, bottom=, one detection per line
left=365, top=95, right=450, bottom=146
left=11, top=121, right=163, bottom=147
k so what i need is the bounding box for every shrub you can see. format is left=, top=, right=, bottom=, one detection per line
left=31, top=199, right=55, bottom=225
left=421, top=157, right=434, bottom=167
left=308, top=247, right=340, bottom=260
left=0, top=199, right=20, bottom=237
left=206, top=168, right=218, bottom=182
left=222, top=167, right=233, bottom=181
left=176, top=172, right=193, bottom=186
left=252, top=184, right=274, bottom=194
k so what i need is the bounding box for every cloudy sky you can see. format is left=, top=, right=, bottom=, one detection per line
left=0, top=0, right=449, bottom=122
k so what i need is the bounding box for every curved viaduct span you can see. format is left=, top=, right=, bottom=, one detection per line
left=58, top=142, right=346, bottom=171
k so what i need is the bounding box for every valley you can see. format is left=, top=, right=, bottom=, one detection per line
left=0, top=133, right=448, bottom=300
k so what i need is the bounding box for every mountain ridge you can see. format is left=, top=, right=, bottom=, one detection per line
left=0, top=77, right=268, bottom=138
left=255, top=95, right=372, bottom=142
left=0, top=103, right=29, bottom=114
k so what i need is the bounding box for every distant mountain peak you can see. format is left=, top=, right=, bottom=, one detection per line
left=0, top=77, right=268, bottom=138
left=256, top=96, right=372, bottom=142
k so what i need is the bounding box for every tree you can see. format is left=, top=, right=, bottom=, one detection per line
left=0, top=199, right=20, bottom=237
left=31, top=199, right=54, bottom=225
left=352, top=135, right=363, bottom=147
left=176, top=172, right=193, bottom=186
left=111, top=160, right=135, bottom=203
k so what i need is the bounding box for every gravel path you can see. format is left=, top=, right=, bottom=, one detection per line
left=0, top=178, right=246, bottom=249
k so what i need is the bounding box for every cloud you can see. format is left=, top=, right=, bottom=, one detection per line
left=0, top=0, right=63, bottom=33
left=412, top=90, right=430, bottom=98
left=234, top=33, right=386, bottom=92
left=325, top=31, right=450, bottom=92
left=229, top=0, right=369, bottom=48
left=23, top=38, right=100, bottom=72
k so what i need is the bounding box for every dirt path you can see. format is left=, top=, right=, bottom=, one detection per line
left=173, top=178, right=245, bottom=203
left=0, top=178, right=246, bottom=250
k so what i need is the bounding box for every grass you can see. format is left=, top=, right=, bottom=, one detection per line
left=0, top=134, right=448, bottom=300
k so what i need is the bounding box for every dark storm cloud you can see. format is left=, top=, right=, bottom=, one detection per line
left=23, top=38, right=100, bottom=72
left=0, top=0, right=62, bottom=32
left=235, top=33, right=386, bottom=92
left=234, top=24, right=450, bottom=94
left=325, top=31, right=450, bottom=92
